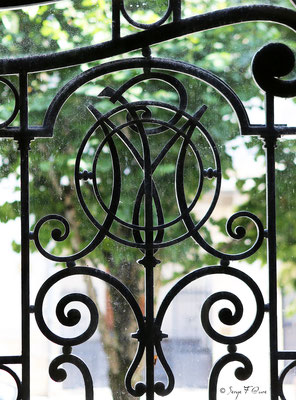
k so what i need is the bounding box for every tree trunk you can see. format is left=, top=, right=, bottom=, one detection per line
left=83, top=252, right=143, bottom=400
left=102, top=252, right=143, bottom=400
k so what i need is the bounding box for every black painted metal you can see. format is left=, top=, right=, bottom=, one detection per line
left=0, top=1, right=295, bottom=399
left=0, top=1, right=62, bottom=8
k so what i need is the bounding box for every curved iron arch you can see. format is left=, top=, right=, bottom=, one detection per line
left=0, top=5, right=295, bottom=73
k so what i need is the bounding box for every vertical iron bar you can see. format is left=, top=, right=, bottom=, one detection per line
left=172, top=0, right=181, bottom=22
left=145, top=264, right=154, bottom=400
left=19, top=72, right=30, bottom=400
left=264, top=92, right=278, bottom=400
left=266, top=91, right=274, bottom=130
left=143, top=131, right=155, bottom=400
left=112, top=0, right=120, bottom=40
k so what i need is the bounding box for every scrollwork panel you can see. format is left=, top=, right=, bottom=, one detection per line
left=27, top=54, right=271, bottom=399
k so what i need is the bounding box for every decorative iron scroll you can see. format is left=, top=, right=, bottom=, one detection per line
left=0, top=1, right=296, bottom=400
left=32, top=56, right=267, bottom=398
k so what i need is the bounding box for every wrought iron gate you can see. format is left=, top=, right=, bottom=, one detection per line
left=0, top=0, right=296, bottom=399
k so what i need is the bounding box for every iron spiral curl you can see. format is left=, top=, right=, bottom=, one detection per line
left=34, top=266, right=145, bottom=395
left=154, top=265, right=264, bottom=395
left=252, top=42, right=296, bottom=97
left=31, top=212, right=112, bottom=263
left=182, top=200, right=265, bottom=261
left=35, top=289, right=99, bottom=347
left=201, top=292, right=243, bottom=343
left=0, top=365, right=22, bottom=400
left=278, top=360, right=296, bottom=400
left=156, top=265, right=265, bottom=341
left=200, top=268, right=265, bottom=345
left=49, top=353, right=94, bottom=400
left=35, top=266, right=144, bottom=346
left=32, top=215, right=70, bottom=260
left=209, top=353, right=253, bottom=400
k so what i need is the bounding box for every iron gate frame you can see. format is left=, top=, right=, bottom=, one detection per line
left=0, top=1, right=296, bottom=399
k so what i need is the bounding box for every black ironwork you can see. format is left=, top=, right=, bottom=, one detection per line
left=0, top=1, right=295, bottom=399
left=0, top=1, right=62, bottom=8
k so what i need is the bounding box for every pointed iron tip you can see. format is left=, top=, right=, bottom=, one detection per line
left=193, top=104, right=208, bottom=120
left=98, top=86, right=116, bottom=98
left=87, top=104, right=102, bottom=119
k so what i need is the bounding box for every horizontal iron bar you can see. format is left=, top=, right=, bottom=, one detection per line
left=0, top=126, right=51, bottom=139
left=0, top=356, right=22, bottom=364
left=278, top=351, right=296, bottom=360
left=2, top=125, right=296, bottom=140
left=242, top=126, right=296, bottom=136
left=0, top=5, right=295, bottom=74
